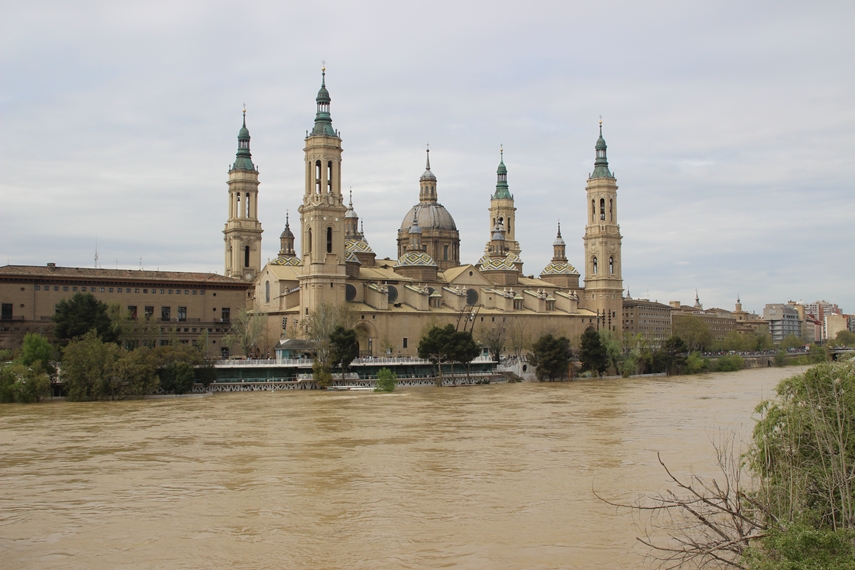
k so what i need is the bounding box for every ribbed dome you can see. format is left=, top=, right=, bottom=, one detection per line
left=400, top=203, right=457, bottom=232
left=280, top=226, right=294, bottom=239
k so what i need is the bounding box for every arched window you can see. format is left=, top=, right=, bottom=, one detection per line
left=609, top=256, right=614, bottom=274
left=265, top=281, right=270, bottom=304
left=246, top=193, right=251, bottom=217
left=244, top=245, right=250, bottom=268
left=236, top=193, right=241, bottom=217
left=591, top=200, right=595, bottom=221
left=592, top=256, right=598, bottom=275
left=507, top=220, right=511, bottom=233
left=327, top=161, right=333, bottom=193
left=308, top=228, right=312, bottom=253
left=315, top=160, right=322, bottom=194
left=600, top=198, right=605, bottom=221
left=326, top=227, right=332, bottom=253
left=609, top=199, right=613, bottom=221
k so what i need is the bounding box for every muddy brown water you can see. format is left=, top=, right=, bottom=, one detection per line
left=0, top=367, right=804, bottom=569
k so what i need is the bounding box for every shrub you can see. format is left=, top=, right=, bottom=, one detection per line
left=374, top=368, right=397, bottom=392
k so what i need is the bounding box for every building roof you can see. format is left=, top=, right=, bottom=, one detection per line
left=400, top=203, right=457, bottom=232
left=0, top=265, right=246, bottom=285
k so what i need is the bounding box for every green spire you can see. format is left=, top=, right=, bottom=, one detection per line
left=591, top=118, right=612, bottom=178
left=492, top=145, right=513, bottom=199
left=311, top=63, right=337, bottom=138
left=232, top=107, right=255, bottom=171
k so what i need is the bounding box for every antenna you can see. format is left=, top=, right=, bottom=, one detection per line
left=94, top=236, right=99, bottom=268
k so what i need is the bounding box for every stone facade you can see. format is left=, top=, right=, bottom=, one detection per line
left=621, top=297, right=672, bottom=347
left=0, top=265, right=250, bottom=357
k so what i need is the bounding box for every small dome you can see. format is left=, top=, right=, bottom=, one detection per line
left=420, top=168, right=436, bottom=181
left=316, top=83, right=330, bottom=104
left=400, top=203, right=457, bottom=232
left=553, top=235, right=566, bottom=247
left=280, top=226, right=294, bottom=239
left=345, top=208, right=358, bottom=219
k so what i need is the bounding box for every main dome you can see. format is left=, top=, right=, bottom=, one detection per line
left=400, top=203, right=457, bottom=232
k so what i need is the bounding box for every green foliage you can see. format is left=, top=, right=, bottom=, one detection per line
left=374, top=367, right=397, bottom=392
left=832, top=330, right=855, bottom=348
left=0, top=362, right=50, bottom=403
left=448, top=330, right=481, bottom=378
left=685, top=351, right=709, bottom=374
left=61, top=331, right=122, bottom=401
left=532, top=333, right=573, bottom=380
left=578, top=329, right=607, bottom=376
left=780, top=333, right=806, bottom=350
left=222, top=308, right=267, bottom=358
left=750, top=361, right=855, bottom=540
left=111, top=347, right=159, bottom=397
left=53, top=292, right=118, bottom=344
left=718, top=330, right=749, bottom=352
left=418, top=324, right=456, bottom=386
left=19, top=333, right=55, bottom=369
left=710, top=354, right=744, bottom=372
left=195, top=362, right=217, bottom=387
left=312, top=360, right=332, bottom=388
left=672, top=315, right=712, bottom=352
left=477, top=322, right=506, bottom=361
left=808, top=344, right=830, bottom=363
left=329, top=326, right=359, bottom=378
left=0, top=348, right=12, bottom=361
left=159, top=361, right=194, bottom=395
left=598, top=330, right=623, bottom=375
left=774, top=351, right=786, bottom=367
left=745, top=525, right=855, bottom=570
left=653, top=336, right=688, bottom=375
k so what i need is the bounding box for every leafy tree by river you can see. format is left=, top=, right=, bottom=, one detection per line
left=531, top=333, right=573, bottom=380
left=53, top=292, right=118, bottom=344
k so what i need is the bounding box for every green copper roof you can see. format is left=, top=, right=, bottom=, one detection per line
left=311, top=68, right=337, bottom=138
left=232, top=110, right=255, bottom=171
left=591, top=121, right=613, bottom=179
left=492, top=147, right=513, bottom=200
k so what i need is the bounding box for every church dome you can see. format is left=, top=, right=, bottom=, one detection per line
left=400, top=204, right=457, bottom=232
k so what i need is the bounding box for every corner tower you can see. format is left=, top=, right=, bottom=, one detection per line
left=583, top=121, right=623, bottom=332
left=224, top=109, right=263, bottom=281
left=297, top=66, right=348, bottom=315
left=485, top=146, right=520, bottom=256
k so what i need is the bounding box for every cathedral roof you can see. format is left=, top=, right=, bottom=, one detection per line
left=541, top=261, right=579, bottom=275
left=269, top=256, right=301, bottom=267
left=400, top=204, right=457, bottom=232
left=345, top=238, right=374, bottom=254
left=492, top=147, right=513, bottom=200
left=311, top=66, right=337, bottom=138
left=420, top=148, right=436, bottom=181
left=478, top=255, right=516, bottom=271
left=394, top=251, right=438, bottom=268
left=232, top=110, right=255, bottom=171
left=590, top=120, right=613, bottom=179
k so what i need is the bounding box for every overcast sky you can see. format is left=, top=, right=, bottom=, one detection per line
left=2, top=1, right=853, bottom=315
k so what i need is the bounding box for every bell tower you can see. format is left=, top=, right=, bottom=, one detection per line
left=485, top=146, right=521, bottom=256
left=297, top=65, right=348, bottom=316
left=583, top=120, right=623, bottom=332
left=224, top=108, right=263, bottom=281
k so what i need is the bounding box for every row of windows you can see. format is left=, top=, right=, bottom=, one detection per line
left=33, top=285, right=206, bottom=295
left=127, top=306, right=230, bottom=322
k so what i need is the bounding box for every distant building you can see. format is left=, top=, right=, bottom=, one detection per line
left=824, top=313, right=848, bottom=343
left=0, top=264, right=251, bottom=357
left=669, top=292, right=736, bottom=343
left=731, top=297, right=768, bottom=337
left=622, top=295, right=672, bottom=346
left=803, top=314, right=822, bottom=344
left=763, top=303, right=802, bottom=343
left=804, top=300, right=842, bottom=340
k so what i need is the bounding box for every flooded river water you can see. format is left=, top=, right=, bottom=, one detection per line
left=0, top=367, right=804, bottom=569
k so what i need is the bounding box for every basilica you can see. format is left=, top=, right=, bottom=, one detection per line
left=225, top=70, right=624, bottom=357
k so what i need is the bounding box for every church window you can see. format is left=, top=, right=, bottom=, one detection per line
left=600, top=198, right=605, bottom=220
left=236, top=193, right=241, bottom=217
left=326, top=227, right=333, bottom=253
left=592, top=200, right=595, bottom=221
left=308, top=228, right=312, bottom=253
left=609, top=199, right=613, bottom=221
left=507, top=220, right=511, bottom=233
left=443, top=245, right=448, bottom=261
left=315, top=161, right=322, bottom=194
left=246, top=193, right=251, bottom=217
left=244, top=245, right=250, bottom=267
left=265, top=281, right=270, bottom=304
left=592, top=256, right=598, bottom=274
left=609, top=256, right=614, bottom=274
left=327, top=161, right=333, bottom=193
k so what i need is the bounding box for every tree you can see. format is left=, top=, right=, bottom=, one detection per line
left=477, top=322, right=507, bottom=362
left=672, top=315, right=712, bottom=352
left=303, top=303, right=354, bottom=385
left=19, top=333, right=57, bottom=389
left=719, top=330, right=748, bottom=352
left=110, top=347, right=159, bottom=398
left=832, top=329, right=855, bottom=347
left=0, top=362, right=50, bottom=403
left=53, top=292, right=117, bottom=344
left=779, top=333, right=804, bottom=350
left=222, top=308, right=266, bottom=358
left=329, top=326, right=359, bottom=380
left=418, top=324, right=456, bottom=386
left=449, top=330, right=481, bottom=381
left=159, top=361, right=195, bottom=395
left=653, top=335, right=688, bottom=375
left=61, top=331, right=121, bottom=401
left=374, top=367, right=397, bottom=392
left=579, top=329, right=608, bottom=376
left=507, top=319, right=531, bottom=360
left=530, top=333, right=573, bottom=381
left=598, top=330, right=623, bottom=375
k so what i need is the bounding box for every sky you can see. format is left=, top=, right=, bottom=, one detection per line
left=2, top=1, right=853, bottom=315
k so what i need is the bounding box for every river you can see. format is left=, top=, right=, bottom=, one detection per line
left=0, top=366, right=804, bottom=569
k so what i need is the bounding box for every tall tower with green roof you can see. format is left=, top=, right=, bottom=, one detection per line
left=583, top=121, right=623, bottom=332
left=484, top=147, right=520, bottom=257
left=224, top=109, right=263, bottom=281
left=298, top=66, right=348, bottom=315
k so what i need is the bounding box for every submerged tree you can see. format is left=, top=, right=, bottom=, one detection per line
left=579, top=329, right=608, bottom=376
left=418, top=324, right=456, bottom=386
left=53, top=292, right=117, bottom=344
left=329, top=326, right=359, bottom=380
left=530, top=333, right=573, bottom=381
left=222, top=309, right=267, bottom=359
